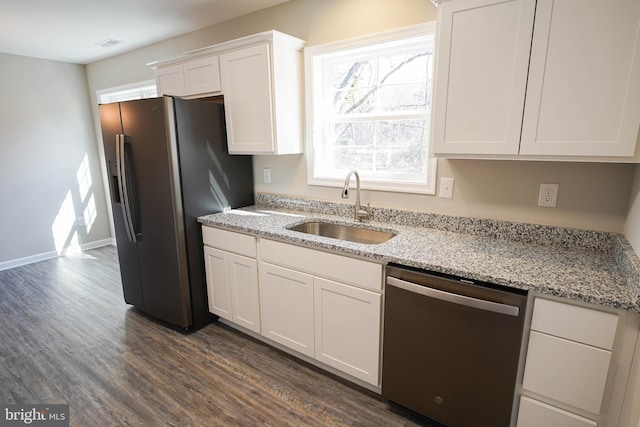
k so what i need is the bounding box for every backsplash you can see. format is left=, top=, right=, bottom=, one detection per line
left=256, top=193, right=616, bottom=252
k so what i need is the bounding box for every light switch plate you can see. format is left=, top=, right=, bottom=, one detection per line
left=439, top=177, right=454, bottom=199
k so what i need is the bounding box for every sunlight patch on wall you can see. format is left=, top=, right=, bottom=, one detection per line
left=77, top=154, right=92, bottom=200
left=51, top=190, right=80, bottom=255
left=50, top=154, right=97, bottom=256
left=83, top=194, right=97, bottom=234
left=77, top=154, right=97, bottom=233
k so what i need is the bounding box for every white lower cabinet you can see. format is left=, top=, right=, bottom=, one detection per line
left=259, top=238, right=383, bottom=387
left=517, top=397, right=596, bottom=427
left=203, top=227, right=261, bottom=333
left=517, top=297, right=619, bottom=426
left=522, top=331, right=612, bottom=414
left=314, top=276, right=381, bottom=385
left=259, top=262, right=315, bottom=357
left=203, top=229, right=384, bottom=387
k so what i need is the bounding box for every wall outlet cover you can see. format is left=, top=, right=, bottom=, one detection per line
left=538, top=183, right=559, bottom=207
left=263, top=168, right=271, bottom=184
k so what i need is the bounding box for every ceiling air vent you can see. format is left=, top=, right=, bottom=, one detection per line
left=95, top=39, right=123, bottom=48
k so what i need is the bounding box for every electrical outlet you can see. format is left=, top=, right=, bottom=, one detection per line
left=439, top=177, right=454, bottom=199
left=538, top=183, right=559, bottom=207
left=263, top=168, right=271, bottom=184
left=77, top=217, right=86, bottom=227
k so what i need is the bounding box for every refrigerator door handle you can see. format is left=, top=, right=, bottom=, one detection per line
left=116, top=134, right=138, bottom=243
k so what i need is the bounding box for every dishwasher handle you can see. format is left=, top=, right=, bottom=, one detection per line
left=386, top=276, right=520, bottom=317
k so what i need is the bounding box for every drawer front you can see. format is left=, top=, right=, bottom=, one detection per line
left=517, top=397, right=596, bottom=427
left=202, top=226, right=256, bottom=257
left=531, top=298, right=618, bottom=350
left=260, top=239, right=383, bottom=292
left=522, top=331, right=612, bottom=414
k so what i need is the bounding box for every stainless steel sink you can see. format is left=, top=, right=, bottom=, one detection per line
left=287, top=221, right=396, bottom=244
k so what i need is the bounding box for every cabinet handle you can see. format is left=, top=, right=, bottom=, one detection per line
left=386, top=276, right=519, bottom=317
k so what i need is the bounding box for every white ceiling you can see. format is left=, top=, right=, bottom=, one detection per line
left=0, top=0, right=291, bottom=64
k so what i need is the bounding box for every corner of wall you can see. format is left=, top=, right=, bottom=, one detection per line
left=624, top=164, right=640, bottom=256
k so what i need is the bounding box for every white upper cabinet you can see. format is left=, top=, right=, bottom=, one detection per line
left=149, top=31, right=306, bottom=155
left=431, top=0, right=640, bottom=159
left=154, top=55, right=221, bottom=98
left=520, top=0, right=640, bottom=156
left=155, top=63, right=187, bottom=97
left=220, top=34, right=305, bottom=155
left=183, top=56, right=221, bottom=95
left=432, top=0, right=535, bottom=155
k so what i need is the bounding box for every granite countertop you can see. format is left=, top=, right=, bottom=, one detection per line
left=198, top=194, right=640, bottom=313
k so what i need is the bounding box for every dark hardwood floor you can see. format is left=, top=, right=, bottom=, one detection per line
left=0, top=246, right=434, bottom=426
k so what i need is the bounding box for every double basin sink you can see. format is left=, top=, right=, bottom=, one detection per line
left=287, top=221, right=396, bottom=245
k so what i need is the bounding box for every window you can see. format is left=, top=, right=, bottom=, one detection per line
left=305, top=23, right=437, bottom=194
left=97, top=80, right=157, bottom=104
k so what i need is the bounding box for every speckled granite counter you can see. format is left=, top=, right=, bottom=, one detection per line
left=198, top=194, right=640, bottom=313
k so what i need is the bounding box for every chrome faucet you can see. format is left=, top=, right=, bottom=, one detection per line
left=342, top=170, right=370, bottom=222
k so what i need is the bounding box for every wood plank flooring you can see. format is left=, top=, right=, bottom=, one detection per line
left=0, top=246, right=435, bottom=426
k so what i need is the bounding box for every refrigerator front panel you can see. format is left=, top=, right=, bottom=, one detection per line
left=98, top=102, right=144, bottom=308
left=119, top=98, right=192, bottom=328
left=173, top=98, right=254, bottom=328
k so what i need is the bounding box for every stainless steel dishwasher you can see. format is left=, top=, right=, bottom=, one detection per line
left=382, top=264, right=527, bottom=427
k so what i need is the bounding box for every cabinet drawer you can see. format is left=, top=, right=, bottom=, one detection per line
left=522, top=331, right=611, bottom=414
left=260, top=239, right=383, bottom=292
left=202, top=226, right=256, bottom=258
left=531, top=298, right=618, bottom=349
left=517, top=397, right=596, bottom=427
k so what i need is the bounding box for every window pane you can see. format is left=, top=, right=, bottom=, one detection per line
left=376, top=146, right=426, bottom=174
left=333, top=122, right=375, bottom=146
left=379, top=52, right=429, bottom=84
left=377, top=119, right=428, bottom=148
left=333, top=86, right=376, bottom=115
left=307, top=25, right=437, bottom=193
left=334, top=146, right=374, bottom=171
left=329, top=51, right=431, bottom=116
left=378, top=83, right=428, bottom=112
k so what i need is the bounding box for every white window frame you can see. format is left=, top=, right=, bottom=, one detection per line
left=96, top=80, right=157, bottom=104
left=304, top=23, right=437, bottom=195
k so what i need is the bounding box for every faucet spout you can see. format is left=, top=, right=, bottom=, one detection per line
left=341, top=170, right=369, bottom=222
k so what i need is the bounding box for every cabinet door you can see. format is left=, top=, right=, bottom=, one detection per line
left=520, top=0, right=640, bottom=156
left=522, top=331, right=612, bottom=414
left=183, top=56, right=221, bottom=95
left=220, top=44, right=276, bottom=154
left=314, top=277, right=381, bottom=385
left=228, top=253, right=260, bottom=333
left=203, top=246, right=232, bottom=321
left=431, top=0, right=535, bottom=155
left=517, top=397, right=597, bottom=427
left=259, top=262, right=315, bottom=357
left=155, top=64, right=186, bottom=96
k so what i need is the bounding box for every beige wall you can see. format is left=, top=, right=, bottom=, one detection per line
left=0, top=53, right=112, bottom=267
left=257, top=156, right=634, bottom=232
left=625, top=164, right=640, bottom=252
left=86, top=0, right=636, bottom=234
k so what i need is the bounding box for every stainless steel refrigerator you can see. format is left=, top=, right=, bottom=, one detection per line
left=99, top=96, right=254, bottom=330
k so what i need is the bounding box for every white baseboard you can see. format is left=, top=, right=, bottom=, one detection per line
left=0, top=238, right=116, bottom=271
